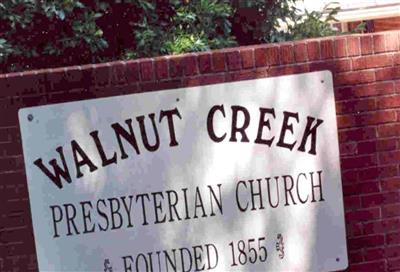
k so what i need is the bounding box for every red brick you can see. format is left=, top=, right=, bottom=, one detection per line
left=20, top=95, right=47, bottom=108
left=0, top=75, right=16, bottom=96
left=346, top=207, right=380, bottom=223
left=97, top=86, right=127, bottom=98
left=386, top=245, right=400, bottom=258
left=381, top=178, right=400, bottom=192
left=362, top=192, right=400, bottom=207
left=374, top=34, right=386, bottom=53
left=335, top=98, right=376, bottom=114
left=181, top=77, right=200, bottom=87
left=357, top=166, right=397, bottom=181
left=388, top=257, right=400, bottom=271
left=364, top=247, right=385, bottom=261
left=309, top=59, right=351, bottom=73
left=225, top=70, right=257, bottom=82
left=352, top=54, right=393, bottom=70
left=341, top=154, right=377, bottom=169
left=339, top=142, right=357, bottom=156
left=11, top=72, right=48, bottom=95
left=140, top=79, right=181, bottom=92
left=382, top=203, right=400, bottom=217
left=357, top=166, right=379, bottom=181
left=378, top=165, right=398, bottom=179
left=347, top=36, right=361, bottom=56
left=139, top=60, right=154, bottom=81
left=363, top=218, right=400, bottom=235
left=192, top=74, right=225, bottom=86
left=364, top=110, right=398, bottom=125
left=198, top=53, right=212, bottom=74
left=254, top=47, right=268, bottom=67
left=154, top=58, right=169, bottom=80
left=357, top=139, right=395, bottom=157
left=267, top=64, right=309, bottom=77
left=344, top=181, right=380, bottom=196
left=0, top=142, right=22, bottom=157
left=378, top=122, right=400, bottom=137
left=240, top=48, right=254, bottom=69
left=0, top=108, right=19, bottom=127
left=385, top=32, right=399, bottom=52
left=344, top=195, right=361, bottom=210
left=320, top=39, right=334, bottom=59
left=7, top=254, right=38, bottom=270
left=377, top=94, right=400, bottom=109
left=334, top=38, right=347, bottom=58
left=182, top=55, right=198, bottom=76
left=125, top=61, right=140, bottom=82
left=348, top=250, right=363, bottom=263
left=1, top=243, right=36, bottom=258
left=335, top=82, right=394, bottom=100
left=252, top=68, right=268, bottom=79
left=307, top=41, right=320, bottom=61
left=279, top=44, right=294, bottom=64
left=361, top=35, right=374, bottom=55
left=0, top=226, right=31, bottom=244
left=169, top=56, right=184, bottom=78
left=3, top=185, right=29, bottom=201
left=255, top=69, right=269, bottom=79
left=357, top=141, right=377, bottom=154
left=346, top=222, right=364, bottom=237
left=387, top=232, right=400, bottom=244
left=265, top=46, right=280, bottom=65
left=377, top=138, right=398, bottom=151
left=349, top=260, right=385, bottom=271
left=226, top=50, right=241, bottom=71
left=379, top=150, right=400, bottom=164
left=337, top=110, right=396, bottom=129
left=348, top=234, right=385, bottom=250
left=338, top=126, right=376, bottom=142
left=335, top=70, right=375, bottom=86
left=64, top=66, right=88, bottom=89
left=376, top=67, right=400, bottom=81
left=211, top=52, right=226, bottom=72
left=294, top=42, right=307, bottom=62
left=355, top=167, right=376, bottom=181
left=0, top=171, right=25, bottom=187
left=0, top=156, right=24, bottom=172
left=342, top=169, right=358, bottom=183
left=46, top=88, right=98, bottom=104
left=110, top=62, right=127, bottom=85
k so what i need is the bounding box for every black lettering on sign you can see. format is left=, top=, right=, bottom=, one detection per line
left=206, top=104, right=324, bottom=156
left=34, top=108, right=182, bottom=189
left=34, top=147, right=71, bottom=189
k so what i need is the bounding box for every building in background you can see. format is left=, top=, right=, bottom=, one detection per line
left=300, top=0, right=400, bottom=32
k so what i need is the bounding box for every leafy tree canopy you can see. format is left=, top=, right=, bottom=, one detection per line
left=0, top=0, right=359, bottom=73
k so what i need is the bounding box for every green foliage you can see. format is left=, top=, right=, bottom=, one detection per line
left=0, top=39, right=14, bottom=62
left=0, top=0, right=236, bottom=71
left=133, top=0, right=236, bottom=58
left=0, top=0, right=363, bottom=73
left=0, top=0, right=109, bottom=71
left=284, top=3, right=341, bottom=41
left=231, top=0, right=298, bottom=44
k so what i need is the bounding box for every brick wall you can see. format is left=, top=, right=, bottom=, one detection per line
left=1, top=31, right=400, bottom=271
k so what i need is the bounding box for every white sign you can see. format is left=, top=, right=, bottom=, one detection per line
left=19, top=71, right=348, bottom=271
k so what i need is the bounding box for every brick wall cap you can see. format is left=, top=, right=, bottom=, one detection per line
left=2, top=30, right=400, bottom=79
